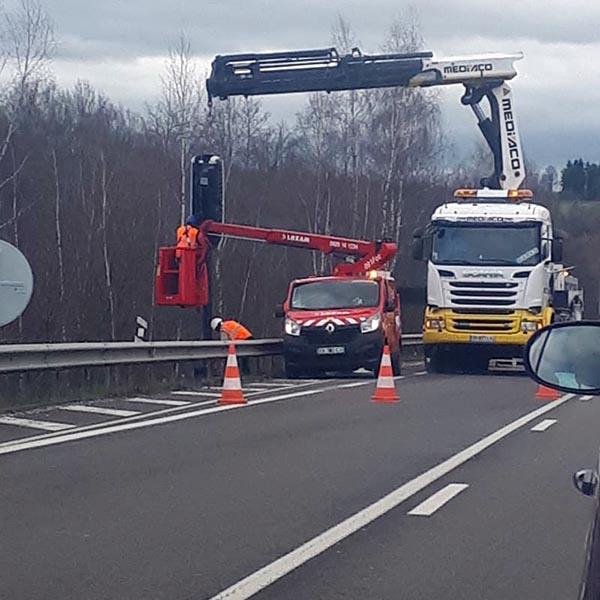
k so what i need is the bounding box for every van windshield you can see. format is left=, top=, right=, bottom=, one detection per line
left=291, top=280, right=380, bottom=310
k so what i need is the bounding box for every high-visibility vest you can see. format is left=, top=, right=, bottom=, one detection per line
left=221, top=320, right=252, bottom=341
left=175, top=225, right=199, bottom=258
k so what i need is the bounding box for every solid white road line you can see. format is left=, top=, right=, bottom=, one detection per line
left=122, top=397, right=191, bottom=407
left=530, top=418, right=557, bottom=432
left=59, top=405, right=139, bottom=417
left=408, top=483, right=469, bottom=516
left=0, top=416, right=74, bottom=432
left=580, top=395, right=594, bottom=402
left=208, top=394, right=574, bottom=600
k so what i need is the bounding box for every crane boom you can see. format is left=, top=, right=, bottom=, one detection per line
left=200, top=220, right=397, bottom=276
left=206, top=47, right=525, bottom=189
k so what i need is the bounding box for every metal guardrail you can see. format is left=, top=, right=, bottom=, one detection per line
left=0, top=334, right=423, bottom=374
left=0, top=339, right=283, bottom=374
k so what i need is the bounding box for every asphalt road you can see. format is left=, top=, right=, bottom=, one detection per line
left=0, top=370, right=597, bottom=600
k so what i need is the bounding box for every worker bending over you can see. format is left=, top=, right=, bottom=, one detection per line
left=211, top=317, right=252, bottom=341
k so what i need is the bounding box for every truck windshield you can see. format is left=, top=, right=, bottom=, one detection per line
left=291, top=280, right=380, bottom=310
left=431, top=223, right=542, bottom=267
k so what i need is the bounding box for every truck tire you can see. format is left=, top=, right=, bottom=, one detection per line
left=425, top=348, right=449, bottom=374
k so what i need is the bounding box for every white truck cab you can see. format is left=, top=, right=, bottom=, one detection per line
left=413, top=189, right=577, bottom=372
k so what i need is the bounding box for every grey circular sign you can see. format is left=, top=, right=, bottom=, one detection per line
left=0, top=240, right=33, bottom=327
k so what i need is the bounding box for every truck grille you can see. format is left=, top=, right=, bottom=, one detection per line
left=302, top=325, right=360, bottom=345
left=447, top=281, right=519, bottom=308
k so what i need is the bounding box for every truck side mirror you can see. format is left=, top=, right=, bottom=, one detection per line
left=552, top=237, right=563, bottom=263
left=274, top=305, right=285, bottom=318
left=412, top=228, right=424, bottom=260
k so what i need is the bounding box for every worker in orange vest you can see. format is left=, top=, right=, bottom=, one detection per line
left=175, top=215, right=200, bottom=260
left=211, top=317, right=253, bottom=341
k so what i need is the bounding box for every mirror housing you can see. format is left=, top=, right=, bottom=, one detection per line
left=524, top=321, right=600, bottom=395
left=274, top=305, right=285, bottom=319
left=412, top=227, right=424, bottom=261
left=552, top=237, right=563, bottom=263
left=573, top=469, right=599, bottom=497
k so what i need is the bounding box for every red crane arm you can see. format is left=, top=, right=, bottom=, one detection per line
left=200, top=221, right=397, bottom=275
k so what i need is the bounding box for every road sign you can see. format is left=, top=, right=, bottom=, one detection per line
left=0, top=240, right=33, bottom=327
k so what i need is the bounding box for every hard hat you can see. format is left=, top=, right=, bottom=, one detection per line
left=186, top=214, right=200, bottom=227
left=210, top=317, right=223, bottom=331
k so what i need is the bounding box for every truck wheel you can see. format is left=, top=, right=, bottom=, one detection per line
left=425, top=348, right=449, bottom=374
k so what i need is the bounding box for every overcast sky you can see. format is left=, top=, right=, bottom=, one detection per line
left=31, top=0, right=600, bottom=168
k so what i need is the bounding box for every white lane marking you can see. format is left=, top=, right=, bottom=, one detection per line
left=0, top=381, right=379, bottom=457
left=172, top=390, right=222, bottom=397
left=123, top=397, right=191, bottom=407
left=408, top=483, right=469, bottom=516
left=0, top=399, right=219, bottom=448
left=59, top=405, right=139, bottom=417
left=208, top=394, right=574, bottom=600
left=0, top=416, right=74, bottom=432
left=249, top=382, right=296, bottom=388
left=580, top=395, right=593, bottom=402
left=531, top=418, right=557, bottom=432
left=414, top=371, right=427, bottom=376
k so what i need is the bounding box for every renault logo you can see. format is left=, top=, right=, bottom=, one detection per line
left=325, top=323, right=336, bottom=334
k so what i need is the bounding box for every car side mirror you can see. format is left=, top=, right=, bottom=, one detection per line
left=274, top=305, right=285, bottom=319
left=524, top=322, right=600, bottom=395
left=573, top=469, right=599, bottom=497
left=552, top=237, right=563, bottom=263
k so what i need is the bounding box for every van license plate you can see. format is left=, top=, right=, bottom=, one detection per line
left=469, top=335, right=496, bottom=343
left=317, top=346, right=345, bottom=355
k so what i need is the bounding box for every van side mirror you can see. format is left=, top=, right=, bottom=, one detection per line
left=274, top=305, right=285, bottom=318
left=412, top=228, right=424, bottom=260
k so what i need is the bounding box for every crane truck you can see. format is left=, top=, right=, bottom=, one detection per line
left=156, top=207, right=402, bottom=377
left=205, top=45, right=584, bottom=373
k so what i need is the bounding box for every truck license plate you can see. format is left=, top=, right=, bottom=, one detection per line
left=316, top=346, right=345, bottom=355
left=469, top=335, right=496, bottom=343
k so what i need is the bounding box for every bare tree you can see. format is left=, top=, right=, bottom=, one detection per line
left=4, top=0, right=55, bottom=107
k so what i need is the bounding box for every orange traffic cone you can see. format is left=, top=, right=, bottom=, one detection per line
left=535, top=383, right=560, bottom=401
left=219, top=344, right=247, bottom=405
left=371, top=345, right=400, bottom=403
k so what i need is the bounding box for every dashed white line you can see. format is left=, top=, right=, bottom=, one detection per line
left=59, top=405, right=139, bottom=417
left=530, top=418, right=557, bottom=432
left=414, top=371, right=427, bottom=376
left=408, top=483, right=469, bottom=516
left=0, top=416, right=74, bottom=432
left=207, top=394, right=574, bottom=600
left=580, top=395, right=594, bottom=402
left=122, top=397, right=191, bottom=407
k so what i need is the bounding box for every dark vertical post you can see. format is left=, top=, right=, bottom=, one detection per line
left=190, top=154, right=224, bottom=341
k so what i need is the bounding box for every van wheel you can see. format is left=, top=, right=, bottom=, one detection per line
left=284, top=362, right=302, bottom=379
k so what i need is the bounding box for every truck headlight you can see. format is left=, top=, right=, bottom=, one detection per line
left=425, top=318, right=444, bottom=331
left=521, top=320, right=541, bottom=333
left=360, top=313, right=381, bottom=334
left=284, top=317, right=301, bottom=336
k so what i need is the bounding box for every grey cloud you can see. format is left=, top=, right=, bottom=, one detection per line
left=49, top=0, right=599, bottom=62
